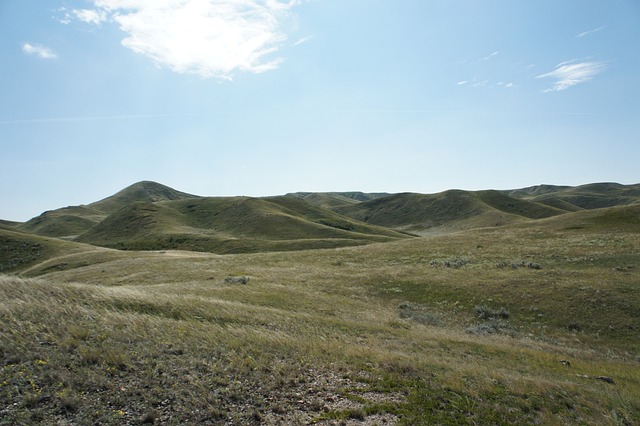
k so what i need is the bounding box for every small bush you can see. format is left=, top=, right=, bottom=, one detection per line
left=429, top=257, right=469, bottom=269
left=466, top=321, right=501, bottom=335
left=496, top=261, right=542, bottom=270
left=224, top=276, right=250, bottom=285
left=465, top=321, right=515, bottom=336
left=398, top=302, right=441, bottom=326
left=467, top=305, right=513, bottom=336
left=474, top=305, right=510, bottom=320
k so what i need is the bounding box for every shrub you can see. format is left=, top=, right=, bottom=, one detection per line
left=429, top=257, right=469, bottom=269
left=224, top=276, right=250, bottom=285
left=496, top=261, right=542, bottom=270
left=398, top=302, right=441, bottom=326
left=473, top=305, right=510, bottom=320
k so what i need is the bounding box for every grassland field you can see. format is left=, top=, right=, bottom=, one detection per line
left=1, top=209, right=639, bottom=425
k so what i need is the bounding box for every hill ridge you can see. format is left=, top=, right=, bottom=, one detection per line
left=7, top=181, right=640, bottom=252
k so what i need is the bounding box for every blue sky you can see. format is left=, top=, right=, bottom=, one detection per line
left=1, top=0, right=639, bottom=221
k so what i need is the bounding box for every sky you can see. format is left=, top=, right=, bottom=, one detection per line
left=1, top=0, right=639, bottom=221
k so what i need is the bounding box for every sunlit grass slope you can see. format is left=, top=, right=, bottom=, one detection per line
left=287, top=192, right=390, bottom=210
left=0, top=228, right=116, bottom=275
left=13, top=181, right=640, bottom=249
left=2, top=205, right=639, bottom=425
left=333, top=190, right=564, bottom=235
left=15, top=181, right=197, bottom=239
left=18, top=205, right=108, bottom=238
left=74, top=196, right=410, bottom=254
left=509, top=182, right=640, bottom=211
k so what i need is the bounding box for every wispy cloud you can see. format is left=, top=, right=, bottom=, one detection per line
left=66, top=0, right=301, bottom=80
left=457, top=78, right=514, bottom=89
left=293, top=35, right=314, bottom=46
left=577, top=26, right=605, bottom=38
left=479, top=51, right=499, bottom=62
left=536, top=61, right=606, bottom=92
left=22, top=43, right=57, bottom=59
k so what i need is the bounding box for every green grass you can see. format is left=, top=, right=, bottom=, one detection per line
left=16, top=181, right=640, bottom=255
left=73, top=196, right=410, bottom=254
left=1, top=208, right=639, bottom=424
left=17, top=206, right=107, bottom=238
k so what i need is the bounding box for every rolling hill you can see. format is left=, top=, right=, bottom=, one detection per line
left=0, top=227, right=113, bottom=275
left=286, top=191, right=390, bottom=210
left=89, top=180, right=200, bottom=213
left=16, top=181, right=198, bottom=239
left=5, top=180, right=640, bottom=252
left=507, top=182, right=640, bottom=210
left=74, top=195, right=409, bottom=253
left=332, top=189, right=568, bottom=235
left=10, top=180, right=411, bottom=254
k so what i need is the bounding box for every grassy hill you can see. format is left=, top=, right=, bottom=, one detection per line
left=15, top=181, right=199, bottom=240
left=333, top=189, right=566, bottom=235
left=11, top=181, right=640, bottom=250
left=17, top=205, right=108, bottom=238
left=508, top=182, right=640, bottom=211
left=287, top=191, right=390, bottom=210
left=12, top=182, right=408, bottom=254
left=74, top=196, right=410, bottom=254
left=89, top=180, right=200, bottom=214
left=0, top=219, right=20, bottom=230
left=1, top=203, right=638, bottom=424
left=0, top=228, right=122, bottom=275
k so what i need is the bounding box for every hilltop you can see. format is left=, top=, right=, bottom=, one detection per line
left=16, top=181, right=197, bottom=239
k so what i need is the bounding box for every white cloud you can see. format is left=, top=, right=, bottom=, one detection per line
left=70, top=0, right=301, bottom=79
left=293, top=35, right=313, bottom=46
left=577, top=26, right=605, bottom=38
left=536, top=61, right=606, bottom=92
left=479, top=51, right=498, bottom=62
left=22, top=43, right=57, bottom=59
left=73, top=9, right=108, bottom=25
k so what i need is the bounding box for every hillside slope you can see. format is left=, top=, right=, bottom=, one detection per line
left=7, top=181, right=640, bottom=250
left=287, top=191, right=389, bottom=209
left=18, top=205, right=108, bottom=238
left=334, top=189, right=566, bottom=235
left=508, top=182, right=640, bottom=210
left=75, top=196, right=410, bottom=254
left=16, top=181, right=199, bottom=239
left=0, top=228, right=117, bottom=274
left=89, top=180, right=199, bottom=213
left=522, top=203, right=640, bottom=233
